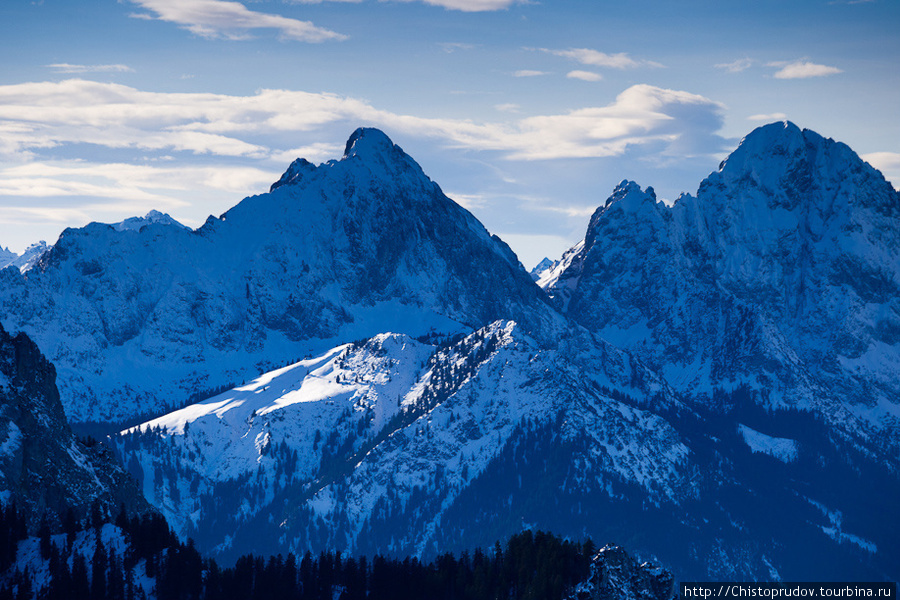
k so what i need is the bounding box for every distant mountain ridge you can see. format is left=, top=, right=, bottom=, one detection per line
left=0, top=241, right=49, bottom=274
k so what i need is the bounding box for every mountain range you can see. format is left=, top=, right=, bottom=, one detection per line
left=0, top=123, right=897, bottom=582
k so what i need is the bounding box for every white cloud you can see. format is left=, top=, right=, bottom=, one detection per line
left=0, top=79, right=357, bottom=159
left=514, top=70, right=548, bottom=77
left=0, top=160, right=278, bottom=247
left=129, top=0, right=347, bottom=42
left=438, top=42, right=478, bottom=53
left=487, top=84, right=726, bottom=160
left=0, top=79, right=727, bottom=164
left=445, top=192, right=487, bottom=211
left=269, top=143, right=344, bottom=164
left=748, top=112, right=788, bottom=121
left=0, top=79, right=729, bottom=254
left=768, top=60, right=842, bottom=79
left=46, top=63, right=134, bottom=74
left=394, top=0, right=519, bottom=11
left=715, top=58, right=754, bottom=73
left=566, top=70, right=602, bottom=82
left=294, top=0, right=519, bottom=10
left=545, top=48, right=661, bottom=69
left=862, top=152, right=900, bottom=190
left=495, top=103, right=521, bottom=113
left=0, top=161, right=275, bottom=200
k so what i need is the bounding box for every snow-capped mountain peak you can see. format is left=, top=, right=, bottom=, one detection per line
left=543, top=121, right=900, bottom=452
left=112, top=210, right=189, bottom=232
left=342, top=127, right=397, bottom=160
left=603, top=180, right=657, bottom=210
left=0, top=241, right=50, bottom=274
left=0, top=127, right=556, bottom=424
left=529, top=257, right=554, bottom=281
left=270, top=157, right=317, bottom=191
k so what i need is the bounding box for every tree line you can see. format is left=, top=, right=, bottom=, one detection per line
left=0, top=503, right=595, bottom=600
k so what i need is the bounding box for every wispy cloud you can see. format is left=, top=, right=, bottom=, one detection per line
left=544, top=48, right=662, bottom=69
left=438, top=42, right=478, bottom=53
left=396, top=0, right=520, bottom=11
left=269, top=143, right=343, bottom=164
left=46, top=63, right=134, bottom=74
left=0, top=78, right=728, bottom=252
left=129, top=0, right=347, bottom=42
left=748, top=112, right=788, bottom=121
left=0, top=162, right=274, bottom=200
left=862, top=152, right=900, bottom=190
left=767, top=60, right=842, bottom=79
left=488, top=84, right=726, bottom=160
left=0, top=78, right=727, bottom=167
left=513, top=70, right=548, bottom=77
left=715, top=58, right=754, bottom=73
left=495, top=103, right=522, bottom=113
left=566, top=70, right=602, bottom=82
left=444, top=192, right=487, bottom=211
left=287, top=0, right=364, bottom=3
left=0, top=160, right=277, bottom=236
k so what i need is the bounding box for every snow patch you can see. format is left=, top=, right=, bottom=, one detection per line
left=738, top=424, right=798, bottom=463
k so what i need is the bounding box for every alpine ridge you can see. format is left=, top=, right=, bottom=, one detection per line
left=543, top=121, right=900, bottom=457
left=0, top=127, right=558, bottom=424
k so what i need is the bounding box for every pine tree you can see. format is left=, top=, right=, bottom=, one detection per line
left=91, top=536, right=108, bottom=600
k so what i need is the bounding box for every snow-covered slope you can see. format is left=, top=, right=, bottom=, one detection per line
left=542, top=121, right=900, bottom=459
left=0, top=128, right=557, bottom=424
left=116, top=321, right=694, bottom=562
left=116, top=316, right=898, bottom=580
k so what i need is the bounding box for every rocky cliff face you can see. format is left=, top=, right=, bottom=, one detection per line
left=569, top=545, right=674, bottom=600
left=0, top=322, right=150, bottom=530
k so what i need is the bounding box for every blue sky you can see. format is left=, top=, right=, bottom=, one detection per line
left=1, top=0, right=898, bottom=268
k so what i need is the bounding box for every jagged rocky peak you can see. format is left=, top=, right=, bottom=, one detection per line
left=717, top=120, right=806, bottom=176
left=577, top=181, right=670, bottom=259
left=603, top=180, right=657, bottom=210
left=0, top=126, right=558, bottom=424
left=703, top=120, right=896, bottom=213
left=271, top=127, right=426, bottom=193
left=112, top=209, right=189, bottom=232
left=338, top=127, right=432, bottom=183
left=540, top=120, right=900, bottom=460
left=343, top=126, right=397, bottom=159
left=530, top=257, right=554, bottom=281
left=270, top=157, right=317, bottom=191
left=569, top=544, right=674, bottom=600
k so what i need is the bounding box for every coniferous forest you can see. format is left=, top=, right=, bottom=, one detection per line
left=0, top=504, right=596, bottom=600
